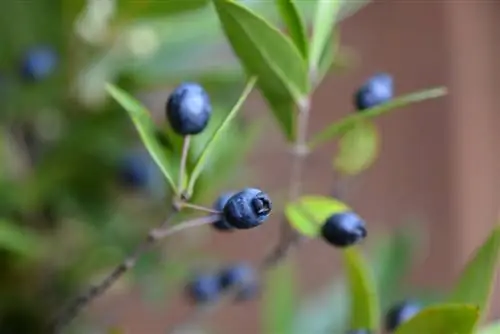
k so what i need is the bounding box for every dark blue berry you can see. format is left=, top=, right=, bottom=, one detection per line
left=219, top=263, right=258, bottom=301
left=346, top=330, right=371, bottom=334
left=385, top=300, right=421, bottom=332
left=212, top=192, right=236, bottom=232
left=354, top=73, right=393, bottom=111
left=187, top=273, right=220, bottom=304
left=166, top=82, right=212, bottom=136
left=21, top=46, right=58, bottom=81
left=223, top=188, right=272, bottom=229
left=321, top=212, right=367, bottom=247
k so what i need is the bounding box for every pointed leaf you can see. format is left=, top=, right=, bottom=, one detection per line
left=343, top=246, right=380, bottom=330
left=308, top=87, right=448, bottom=150
left=309, top=0, right=342, bottom=72
left=213, top=0, right=310, bottom=141
left=275, top=0, right=308, bottom=59
left=185, top=77, right=257, bottom=197
left=263, top=258, right=297, bottom=334
left=285, top=195, right=350, bottom=237
left=394, top=304, right=479, bottom=334
left=106, top=84, right=178, bottom=193
left=448, top=226, right=500, bottom=321
left=334, top=120, right=380, bottom=176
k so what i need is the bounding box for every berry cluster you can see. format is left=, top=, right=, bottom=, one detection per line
left=187, top=263, right=258, bottom=304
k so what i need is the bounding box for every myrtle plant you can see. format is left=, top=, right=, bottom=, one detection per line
left=42, top=0, right=500, bottom=334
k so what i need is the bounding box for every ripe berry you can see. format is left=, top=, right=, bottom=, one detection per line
left=321, top=212, right=367, bottom=247
left=219, top=263, right=258, bottom=301
left=354, top=73, right=393, bottom=111
left=212, top=192, right=236, bottom=231
left=187, top=273, right=220, bottom=304
left=346, top=330, right=371, bottom=334
left=21, top=46, right=58, bottom=81
left=166, top=82, right=212, bottom=136
left=385, top=300, right=421, bottom=332
left=223, top=188, right=272, bottom=229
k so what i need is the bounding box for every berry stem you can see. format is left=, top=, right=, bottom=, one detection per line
left=179, top=202, right=221, bottom=215
left=51, top=210, right=184, bottom=333
left=178, top=135, right=191, bottom=198
left=149, top=215, right=220, bottom=239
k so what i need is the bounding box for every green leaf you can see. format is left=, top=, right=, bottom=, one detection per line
left=185, top=76, right=257, bottom=197
left=309, top=0, right=342, bottom=72
left=263, top=258, right=297, bottom=334
left=0, top=219, right=46, bottom=259
left=343, top=246, right=380, bottom=330
left=213, top=0, right=310, bottom=141
left=308, top=87, right=448, bottom=150
left=448, top=226, right=500, bottom=322
left=478, top=321, right=500, bottom=334
left=334, top=119, right=380, bottom=176
left=394, top=304, right=479, bottom=334
left=105, top=83, right=178, bottom=194
left=275, top=0, right=308, bottom=59
left=285, top=195, right=350, bottom=237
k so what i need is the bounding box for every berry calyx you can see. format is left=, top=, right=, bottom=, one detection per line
left=222, top=188, right=272, bottom=229
left=211, top=192, right=236, bottom=232
left=186, top=273, right=220, bottom=304
left=321, top=212, right=367, bottom=247
left=166, top=82, right=212, bottom=136
left=354, top=73, right=393, bottom=111
left=21, top=46, right=58, bottom=81
left=385, top=300, right=421, bottom=332
left=219, top=263, right=258, bottom=301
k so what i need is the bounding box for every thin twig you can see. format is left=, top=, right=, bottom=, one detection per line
left=262, top=97, right=311, bottom=266
left=178, top=135, right=191, bottom=199
left=179, top=202, right=221, bottom=215
left=50, top=212, right=217, bottom=333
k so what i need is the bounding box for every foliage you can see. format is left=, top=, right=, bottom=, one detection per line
left=0, top=0, right=498, bottom=334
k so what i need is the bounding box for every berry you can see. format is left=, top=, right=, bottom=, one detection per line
left=21, top=46, right=58, bottom=81
left=187, top=273, right=220, bottom=304
left=385, top=300, right=421, bottom=332
left=346, top=330, right=371, bottom=334
left=166, top=82, right=212, bottom=136
left=219, top=263, right=258, bottom=301
left=119, top=152, right=151, bottom=188
left=321, top=212, right=367, bottom=247
left=354, top=73, right=393, bottom=111
left=222, top=188, right=272, bottom=229
left=211, top=192, right=236, bottom=231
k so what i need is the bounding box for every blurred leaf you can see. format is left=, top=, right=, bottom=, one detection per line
left=107, top=326, right=125, bottom=334
left=308, top=87, right=448, bottom=150
left=106, top=83, right=178, bottom=194
left=343, top=246, right=380, bottom=330
left=394, top=304, right=479, bottom=334
left=373, top=225, right=421, bottom=309
left=293, top=224, right=420, bottom=333
left=263, top=258, right=297, bottom=334
left=213, top=0, right=310, bottom=141
left=285, top=196, right=350, bottom=237
left=309, top=0, right=341, bottom=72
left=117, top=0, right=209, bottom=19
left=0, top=219, right=45, bottom=259
left=478, top=321, right=500, bottom=334
left=334, top=119, right=379, bottom=176
left=448, top=226, right=500, bottom=323
left=186, top=76, right=257, bottom=197
left=275, top=0, right=308, bottom=59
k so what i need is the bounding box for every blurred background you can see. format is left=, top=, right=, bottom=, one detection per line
left=0, top=0, right=499, bottom=333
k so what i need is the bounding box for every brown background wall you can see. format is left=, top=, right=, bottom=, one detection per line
left=92, top=1, right=500, bottom=332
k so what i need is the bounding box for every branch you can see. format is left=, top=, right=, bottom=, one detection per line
left=50, top=212, right=219, bottom=333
